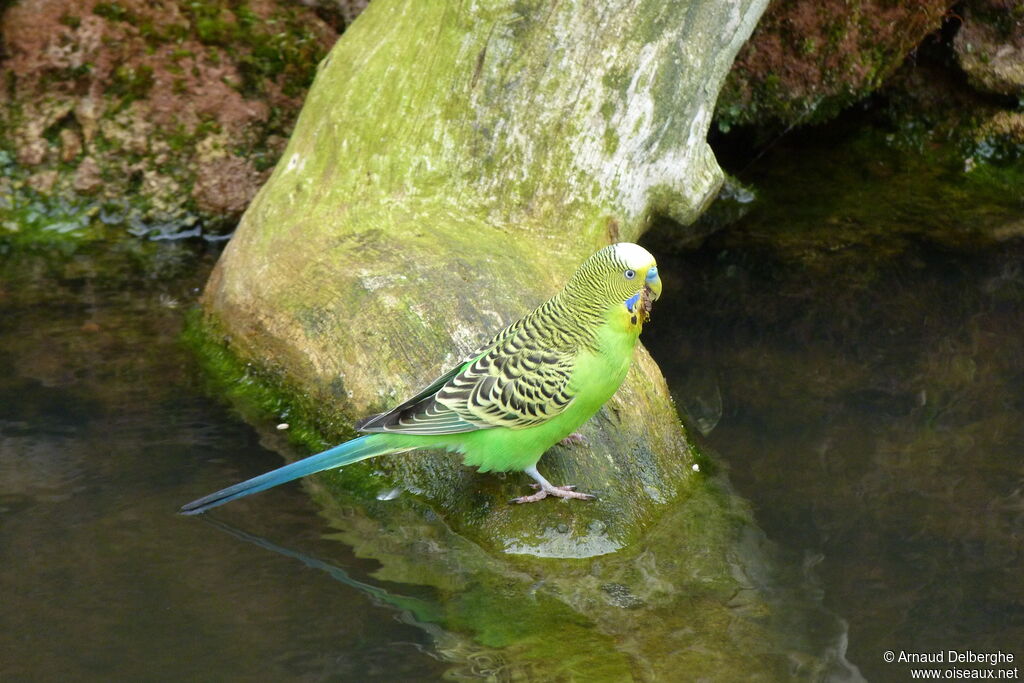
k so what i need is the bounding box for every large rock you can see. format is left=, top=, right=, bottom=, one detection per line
left=0, top=0, right=339, bottom=235
left=191, top=1, right=870, bottom=675
left=954, top=0, right=1024, bottom=97
left=202, top=0, right=770, bottom=552
left=716, top=0, right=953, bottom=130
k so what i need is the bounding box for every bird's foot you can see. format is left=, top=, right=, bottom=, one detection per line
left=558, top=432, right=589, bottom=447
left=512, top=483, right=596, bottom=504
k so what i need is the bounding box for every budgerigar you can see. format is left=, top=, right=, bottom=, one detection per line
left=180, top=242, right=662, bottom=514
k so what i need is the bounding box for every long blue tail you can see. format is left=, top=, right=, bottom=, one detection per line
left=180, top=434, right=395, bottom=515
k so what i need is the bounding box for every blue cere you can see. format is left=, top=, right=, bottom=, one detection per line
left=646, top=267, right=659, bottom=282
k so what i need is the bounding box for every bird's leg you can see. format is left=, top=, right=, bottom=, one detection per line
left=512, top=465, right=596, bottom=504
left=558, top=432, right=589, bottom=447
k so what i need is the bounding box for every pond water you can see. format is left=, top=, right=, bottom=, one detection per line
left=1, top=117, right=1021, bottom=680
left=646, top=120, right=1024, bottom=681
left=0, top=243, right=448, bottom=679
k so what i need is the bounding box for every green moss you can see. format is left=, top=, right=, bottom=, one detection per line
left=180, top=307, right=357, bottom=463
left=109, top=64, right=155, bottom=104
left=180, top=1, right=326, bottom=98
left=602, top=126, right=619, bottom=156
left=63, top=62, right=95, bottom=82
left=185, top=2, right=237, bottom=45
left=0, top=151, right=99, bottom=248
left=140, top=19, right=190, bottom=45
left=93, top=2, right=134, bottom=23
left=601, top=66, right=631, bottom=100
left=0, top=196, right=109, bottom=251
left=249, top=146, right=279, bottom=172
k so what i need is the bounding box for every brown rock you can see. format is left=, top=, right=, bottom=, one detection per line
left=59, top=129, right=82, bottom=163
left=73, top=157, right=103, bottom=194
left=719, top=0, right=952, bottom=128
left=0, top=0, right=338, bottom=224
left=74, top=96, right=104, bottom=146
left=191, top=155, right=261, bottom=218
left=955, top=2, right=1024, bottom=96
left=27, top=170, right=58, bottom=193
left=16, top=138, right=49, bottom=166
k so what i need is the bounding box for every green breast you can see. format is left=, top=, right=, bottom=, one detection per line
left=570, top=314, right=639, bottom=416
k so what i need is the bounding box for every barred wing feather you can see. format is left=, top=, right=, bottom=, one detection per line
left=356, top=327, right=576, bottom=435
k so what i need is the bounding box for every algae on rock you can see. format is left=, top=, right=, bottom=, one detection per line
left=715, top=0, right=953, bottom=131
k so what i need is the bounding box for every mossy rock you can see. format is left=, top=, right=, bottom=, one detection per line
left=185, top=0, right=873, bottom=675
left=954, top=0, right=1024, bottom=98
left=200, top=0, right=774, bottom=551
left=716, top=0, right=951, bottom=131
left=0, top=0, right=339, bottom=241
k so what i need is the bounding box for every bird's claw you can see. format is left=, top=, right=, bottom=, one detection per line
left=558, top=432, right=589, bottom=447
left=513, top=484, right=595, bottom=504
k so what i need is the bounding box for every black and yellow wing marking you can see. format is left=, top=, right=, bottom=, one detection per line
left=355, top=319, right=577, bottom=435
left=434, top=341, right=576, bottom=429
left=354, top=358, right=480, bottom=434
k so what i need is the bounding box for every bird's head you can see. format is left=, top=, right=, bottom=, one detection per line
left=564, top=242, right=662, bottom=323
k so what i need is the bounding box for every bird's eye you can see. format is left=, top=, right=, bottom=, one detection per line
left=624, top=269, right=636, bottom=280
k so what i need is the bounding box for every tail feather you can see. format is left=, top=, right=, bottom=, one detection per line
left=180, top=434, right=395, bottom=515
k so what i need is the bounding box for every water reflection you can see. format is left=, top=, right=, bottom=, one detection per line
left=0, top=244, right=448, bottom=681
left=1, top=240, right=857, bottom=681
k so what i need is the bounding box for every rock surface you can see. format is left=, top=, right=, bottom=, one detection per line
left=201, top=0, right=771, bottom=552
left=954, top=0, right=1024, bottom=97
left=188, top=6, right=865, bottom=673
left=0, top=0, right=339, bottom=234
left=716, top=0, right=953, bottom=129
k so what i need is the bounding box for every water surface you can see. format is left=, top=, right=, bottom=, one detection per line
left=2, top=116, right=1021, bottom=680
left=646, top=120, right=1024, bottom=681
left=0, top=242, right=448, bottom=680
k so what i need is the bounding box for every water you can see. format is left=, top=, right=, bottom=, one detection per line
left=0, top=243, right=447, bottom=680
left=645, top=121, right=1024, bottom=681
left=2, top=116, right=1022, bottom=680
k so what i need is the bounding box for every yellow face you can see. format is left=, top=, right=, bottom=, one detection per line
left=564, top=242, right=663, bottom=331
left=598, top=243, right=662, bottom=330
left=612, top=240, right=660, bottom=293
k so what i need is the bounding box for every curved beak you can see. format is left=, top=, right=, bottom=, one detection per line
left=645, top=266, right=662, bottom=301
